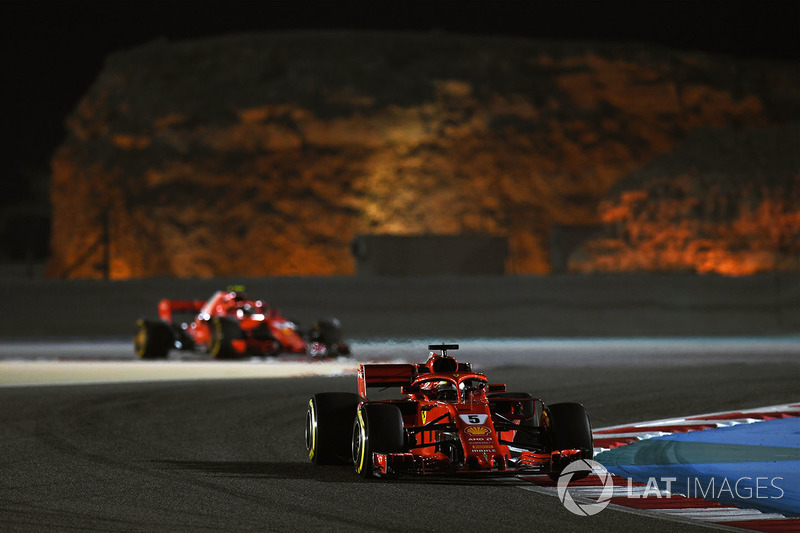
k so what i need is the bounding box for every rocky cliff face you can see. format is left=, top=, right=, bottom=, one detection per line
left=569, top=126, right=800, bottom=275
left=48, top=32, right=798, bottom=278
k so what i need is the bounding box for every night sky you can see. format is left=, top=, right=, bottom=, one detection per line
left=1, top=0, right=798, bottom=211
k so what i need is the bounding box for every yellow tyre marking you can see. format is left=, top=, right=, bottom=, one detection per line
left=356, top=410, right=367, bottom=474
left=210, top=318, right=222, bottom=358
left=135, top=320, right=147, bottom=359
left=308, top=399, right=316, bottom=461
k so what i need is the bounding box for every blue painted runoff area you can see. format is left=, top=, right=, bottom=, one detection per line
left=595, top=417, right=800, bottom=516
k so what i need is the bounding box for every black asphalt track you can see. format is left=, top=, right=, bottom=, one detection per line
left=1, top=274, right=796, bottom=530
left=1, top=356, right=796, bottom=532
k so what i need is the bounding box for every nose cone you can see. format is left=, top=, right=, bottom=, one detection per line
left=476, top=453, right=494, bottom=469
left=466, top=449, right=504, bottom=470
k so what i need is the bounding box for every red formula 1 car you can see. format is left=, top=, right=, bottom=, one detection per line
left=306, top=344, right=593, bottom=478
left=135, top=286, right=350, bottom=359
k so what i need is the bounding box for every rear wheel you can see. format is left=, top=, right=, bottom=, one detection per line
left=209, top=316, right=241, bottom=359
left=489, top=392, right=545, bottom=449
left=352, top=403, right=405, bottom=478
left=488, top=392, right=536, bottom=418
left=134, top=319, right=173, bottom=359
left=547, top=402, right=593, bottom=480
left=306, top=393, right=361, bottom=465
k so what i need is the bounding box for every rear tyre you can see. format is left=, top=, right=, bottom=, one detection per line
left=134, top=319, right=173, bottom=359
left=488, top=392, right=545, bottom=449
left=209, top=316, right=242, bottom=359
left=488, top=392, right=535, bottom=418
left=352, top=403, right=405, bottom=478
left=306, top=393, right=362, bottom=465
left=547, top=402, right=593, bottom=481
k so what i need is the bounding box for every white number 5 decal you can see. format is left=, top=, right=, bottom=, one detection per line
left=460, top=414, right=488, bottom=424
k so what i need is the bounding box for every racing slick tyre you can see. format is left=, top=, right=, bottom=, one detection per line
left=488, top=392, right=544, bottom=449
left=209, top=316, right=242, bottom=359
left=306, top=393, right=362, bottom=465
left=134, top=319, right=173, bottom=359
left=546, top=402, right=593, bottom=481
left=352, top=403, right=405, bottom=479
left=488, top=392, right=535, bottom=417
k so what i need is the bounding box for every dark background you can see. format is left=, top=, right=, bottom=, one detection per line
left=1, top=0, right=798, bottom=261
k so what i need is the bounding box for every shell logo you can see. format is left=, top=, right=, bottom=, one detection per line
left=465, top=426, right=490, bottom=436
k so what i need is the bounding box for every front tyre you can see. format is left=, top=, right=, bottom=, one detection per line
left=209, top=316, right=242, bottom=359
left=134, top=319, right=173, bottom=359
left=306, top=393, right=361, bottom=465
left=352, top=403, right=404, bottom=478
left=547, top=402, right=593, bottom=481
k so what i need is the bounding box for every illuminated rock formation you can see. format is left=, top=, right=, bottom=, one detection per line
left=569, top=126, right=800, bottom=275
left=48, top=32, right=798, bottom=278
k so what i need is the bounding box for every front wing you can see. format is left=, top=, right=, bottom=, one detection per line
left=372, top=448, right=584, bottom=477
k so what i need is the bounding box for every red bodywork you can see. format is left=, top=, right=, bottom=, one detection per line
left=158, top=290, right=311, bottom=356
left=356, top=348, right=587, bottom=476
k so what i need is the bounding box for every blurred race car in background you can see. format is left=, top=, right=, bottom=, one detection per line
left=135, top=286, right=350, bottom=359
left=306, top=343, right=593, bottom=478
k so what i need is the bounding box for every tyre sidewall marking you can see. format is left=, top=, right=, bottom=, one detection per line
left=135, top=320, right=147, bottom=358
left=307, top=399, right=316, bottom=461
left=210, top=318, right=222, bottom=357
left=356, top=410, right=367, bottom=474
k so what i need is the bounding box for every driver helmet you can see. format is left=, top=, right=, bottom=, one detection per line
left=435, top=380, right=458, bottom=401
left=437, top=380, right=455, bottom=390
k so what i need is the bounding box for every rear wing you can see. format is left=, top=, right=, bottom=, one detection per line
left=357, top=364, right=415, bottom=399
left=158, top=299, right=206, bottom=323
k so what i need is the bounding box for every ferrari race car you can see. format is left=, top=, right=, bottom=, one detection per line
left=306, top=344, right=593, bottom=478
left=135, top=286, right=350, bottom=359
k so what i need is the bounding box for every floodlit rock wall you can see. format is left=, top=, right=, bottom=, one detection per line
left=570, top=126, right=800, bottom=275
left=48, top=32, right=798, bottom=278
